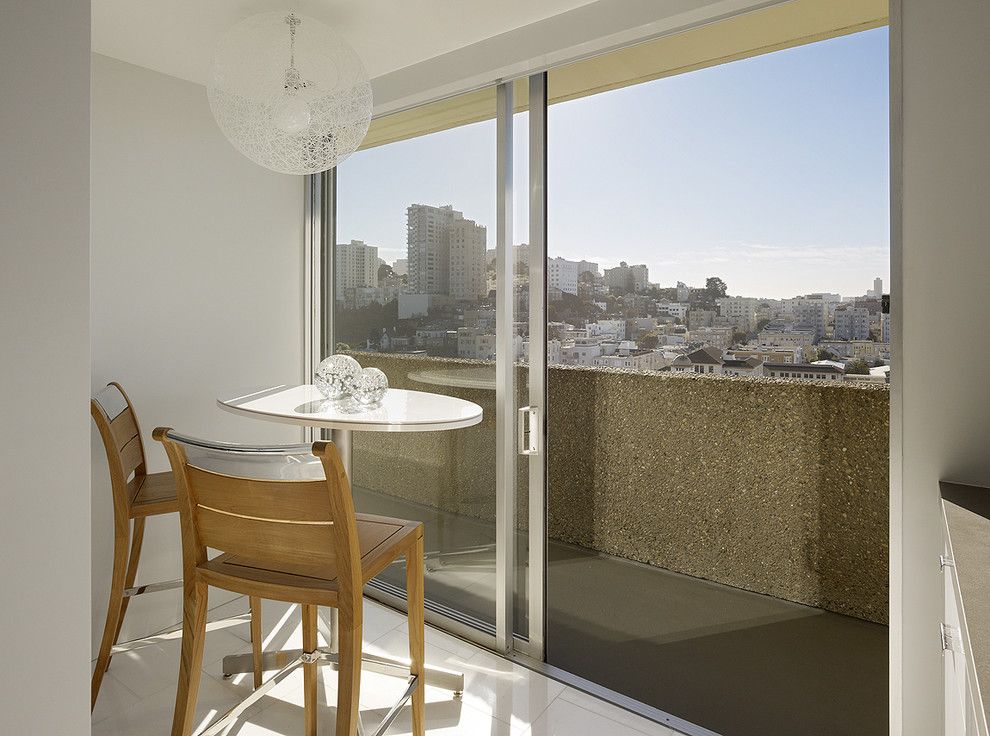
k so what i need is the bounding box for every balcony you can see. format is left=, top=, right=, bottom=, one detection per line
left=347, top=351, right=889, bottom=735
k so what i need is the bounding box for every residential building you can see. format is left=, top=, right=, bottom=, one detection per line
left=657, top=301, right=689, bottom=320
left=730, top=346, right=803, bottom=364
left=560, top=337, right=606, bottom=366
left=688, top=309, right=715, bottom=330
left=716, top=296, right=759, bottom=332
left=548, top=256, right=599, bottom=296
left=407, top=204, right=486, bottom=300
left=834, top=306, right=871, bottom=340
left=604, top=261, right=649, bottom=293
left=447, top=216, right=488, bottom=300
left=764, top=362, right=845, bottom=381
left=787, top=296, right=828, bottom=339
left=392, top=258, right=408, bottom=276
left=594, top=349, right=670, bottom=371
left=689, top=326, right=735, bottom=350
left=817, top=340, right=882, bottom=360
left=867, top=277, right=883, bottom=298
left=456, top=327, right=497, bottom=360
left=669, top=345, right=724, bottom=374
left=335, top=239, right=379, bottom=297
left=721, top=356, right=765, bottom=377
left=759, top=321, right=817, bottom=349
left=587, top=319, right=626, bottom=340
left=881, top=311, right=891, bottom=343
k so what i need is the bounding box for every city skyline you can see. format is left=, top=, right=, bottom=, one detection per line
left=337, top=28, right=888, bottom=301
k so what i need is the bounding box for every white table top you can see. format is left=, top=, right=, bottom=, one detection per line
left=217, top=384, right=483, bottom=433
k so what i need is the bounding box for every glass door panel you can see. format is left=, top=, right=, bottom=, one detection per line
left=332, top=89, right=500, bottom=637
left=543, top=25, right=889, bottom=736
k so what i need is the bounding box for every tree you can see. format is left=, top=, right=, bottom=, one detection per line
left=845, top=358, right=870, bottom=375
left=377, top=263, right=395, bottom=284
left=640, top=332, right=659, bottom=350
left=705, top=276, right=728, bottom=299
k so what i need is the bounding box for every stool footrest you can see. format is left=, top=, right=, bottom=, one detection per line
left=222, top=649, right=464, bottom=692
left=122, top=578, right=183, bottom=598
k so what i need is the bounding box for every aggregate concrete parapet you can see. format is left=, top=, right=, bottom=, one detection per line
left=346, top=351, right=889, bottom=624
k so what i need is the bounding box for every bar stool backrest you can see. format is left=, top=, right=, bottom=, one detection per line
left=92, top=382, right=148, bottom=528
left=154, top=430, right=362, bottom=597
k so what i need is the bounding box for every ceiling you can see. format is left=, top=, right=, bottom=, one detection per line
left=92, top=0, right=601, bottom=86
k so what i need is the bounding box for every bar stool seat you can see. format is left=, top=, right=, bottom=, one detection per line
left=201, top=513, right=421, bottom=604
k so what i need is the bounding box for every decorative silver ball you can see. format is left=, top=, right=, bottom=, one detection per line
left=314, top=354, right=361, bottom=400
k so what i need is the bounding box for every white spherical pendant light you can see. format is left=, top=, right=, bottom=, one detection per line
left=208, top=11, right=372, bottom=175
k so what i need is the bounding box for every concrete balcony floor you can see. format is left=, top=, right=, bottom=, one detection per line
left=356, top=487, right=888, bottom=736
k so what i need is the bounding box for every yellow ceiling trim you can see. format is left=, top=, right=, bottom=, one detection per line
left=358, top=0, right=888, bottom=151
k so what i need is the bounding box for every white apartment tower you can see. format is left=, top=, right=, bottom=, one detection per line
left=448, top=217, right=488, bottom=300
left=407, top=204, right=487, bottom=300
left=548, top=257, right=600, bottom=296
left=335, top=239, right=379, bottom=298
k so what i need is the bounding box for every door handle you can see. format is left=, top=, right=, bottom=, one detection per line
left=518, top=405, right=540, bottom=456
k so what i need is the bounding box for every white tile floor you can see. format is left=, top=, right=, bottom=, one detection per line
left=92, top=596, right=679, bottom=736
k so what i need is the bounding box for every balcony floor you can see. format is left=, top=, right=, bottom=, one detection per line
left=355, top=487, right=888, bottom=736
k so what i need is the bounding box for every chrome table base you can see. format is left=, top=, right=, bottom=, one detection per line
left=204, top=648, right=419, bottom=736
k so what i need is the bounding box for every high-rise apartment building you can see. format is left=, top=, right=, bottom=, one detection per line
left=407, top=204, right=487, bottom=300
left=604, top=261, right=649, bottom=293
left=335, top=239, right=379, bottom=299
left=448, top=217, right=488, bottom=300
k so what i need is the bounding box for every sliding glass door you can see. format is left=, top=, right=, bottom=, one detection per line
left=320, top=78, right=547, bottom=654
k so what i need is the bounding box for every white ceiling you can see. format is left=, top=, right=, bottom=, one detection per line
left=92, top=0, right=601, bottom=86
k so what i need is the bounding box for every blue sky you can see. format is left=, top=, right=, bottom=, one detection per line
left=337, top=27, right=889, bottom=299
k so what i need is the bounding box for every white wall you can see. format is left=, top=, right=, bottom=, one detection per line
left=0, top=2, right=91, bottom=733
left=90, top=54, right=305, bottom=653
left=894, top=1, right=990, bottom=734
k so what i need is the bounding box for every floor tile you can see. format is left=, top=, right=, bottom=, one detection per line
left=455, top=649, right=566, bottom=731
left=100, top=642, right=179, bottom=700
left=92, top=672, right=252, bottom=736
left=91, top=669, right=141, bottom=724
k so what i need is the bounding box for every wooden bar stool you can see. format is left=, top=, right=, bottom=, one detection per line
left=91, top=383, right=263, bottom=709
left=155, top=428, right=426, bottom=736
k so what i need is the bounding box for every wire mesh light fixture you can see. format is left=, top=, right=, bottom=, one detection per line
left=207, top=11, right=373, bottom=175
